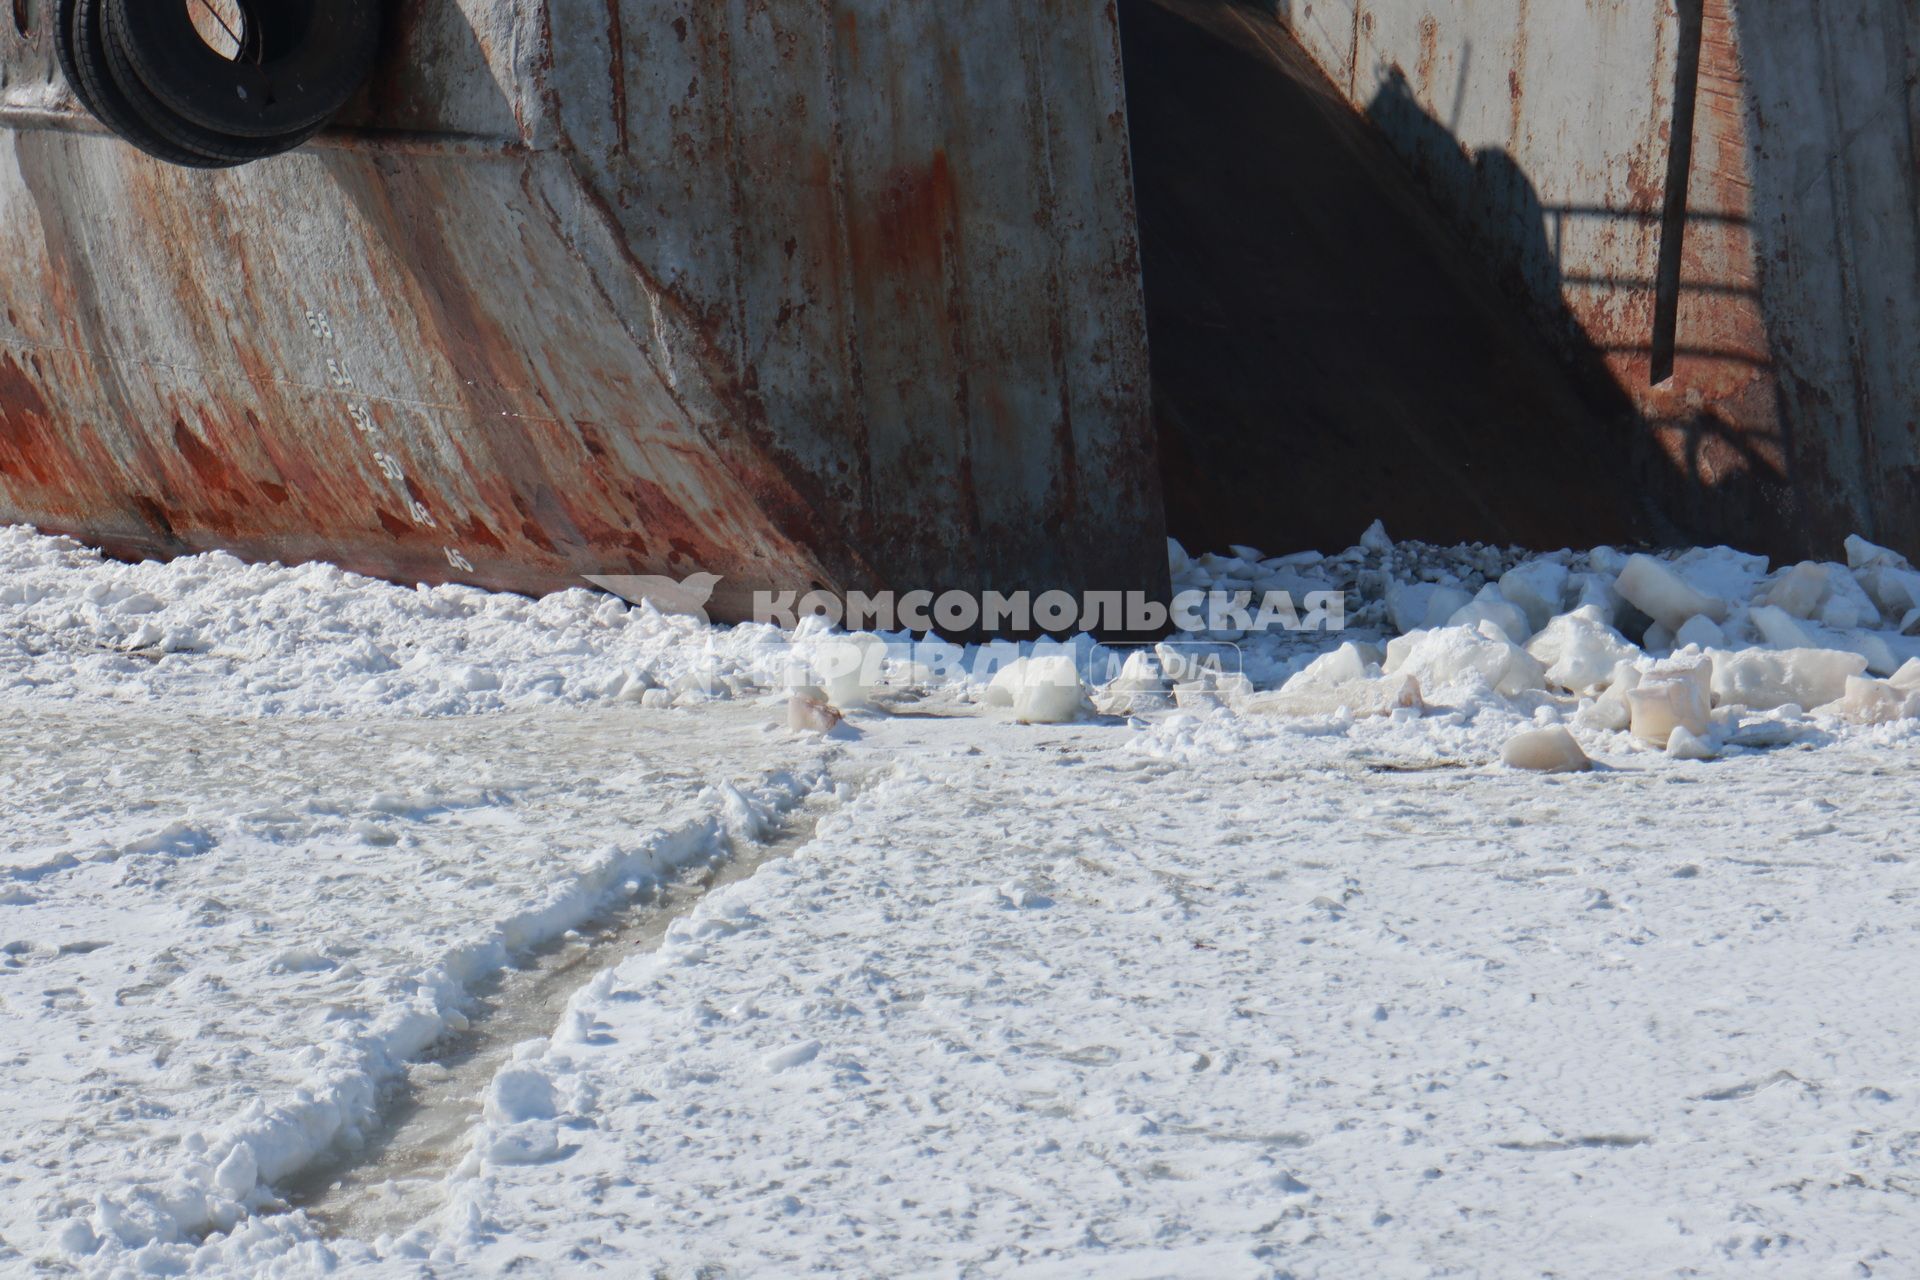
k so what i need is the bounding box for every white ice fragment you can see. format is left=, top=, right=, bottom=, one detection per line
left=1244, top=674, right=1423, bottom=719
left=1096, top=652, right=1172, bottom=715
left=112, top=592, right=164, bottom=617
left=1499, top=561, right=1571, bottom=635
left=1009, top=655, right=1088, bottom=725
left=486, top=1067, right=558, bottom=1124
left=1388, top=622, right=1546, bottom=698
left=1588, top=545, right=1630, bottom=576
left=1615, top=554, right=1729, bottom=629
left=1167, top=537, right=1193, bottom=577
left=1525, top=606, right=1639, bottom=695
left=1665, top=724, right=1719, bottom=760
left=1424, top=587, right=1474, bottom=630
left=639, top=688, right=672, bottom=709
left=982, top=662, right=1021, bottom=707
left=1857, top=560, right=1920, bottom=620
left=1814, top=675, right=1920, bottom=726
left=1569, top=572, right=1623, bottom=626
left=1449, top=589, right=1531, bottom=646
left=787, top=696, right=844, bottom=734
left=213, top=1143, right=257, bottom=1199
left=1710, top=648, right=1868, bottom=711
left=1387, top=582, right=1471, bottom=635
left=814, top=636, right=885, bottom=710
left=1358, top=519, right=1393, bottom=553
left=1759, top=562, right=1829, bottom=619
left=1628, top=660, right=1712, bottom=748
left=1892, top=659, right=1920, bottom=692
left=1109, top=650, right=1168, bottom=694
left=762, top=1040, right=823, bottom=1073
left=1286, top=641, right=1381, bottom=690
left=1215, top=672, right=1255, bottom=701
left=1675, top=546, right=1772, bottom=599
left=1641, top=621, right=1674, bottom=653
left=1648, top=653, right=1715, bottom=703
left=1382, top=629, right=1421, bottom=674
left=1674, top=614, right=1727, bottom=650
left=1501, top=726, right=1591, bottom=773
left=1841, top=629, right=1919, bottom=677
left=1172, top=681, right=1222, bottom=711
left=481, top=1122, right=561, bottom=1165
left=1818, top=567, right=1882, bottom=630
left=1576, top=662, right=1641, bottom=732
left=1749, top=604, right=1824, bottom=650
left=52, top=1218, right=98, bottom=1257
left=1229, top=544, right=1265, bottom=562
left=612, top=669, right=656, bottom=701
left=1199, top=552, right=1260, bottom=582
left=454, top=665, right=501, bottom=693
left=1845, top=534, right=1910, bottom=571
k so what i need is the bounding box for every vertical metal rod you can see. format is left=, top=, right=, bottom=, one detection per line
left=1651, top=0, right=1705, bottom=385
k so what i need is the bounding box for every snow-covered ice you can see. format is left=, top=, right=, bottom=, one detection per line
left=6, top=521, right=1920, bottom=1277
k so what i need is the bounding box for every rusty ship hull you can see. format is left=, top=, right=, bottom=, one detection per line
left=0, top=0, right=1165, bottom=620
left=1, top=0, right=1916, bottom=624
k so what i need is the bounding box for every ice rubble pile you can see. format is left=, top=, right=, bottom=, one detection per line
left=1201, top=521, right=1920, bottom=758
left=8, top=517, right=1920, bottom=745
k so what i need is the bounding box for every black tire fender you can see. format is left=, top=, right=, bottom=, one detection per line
left=105, top=0, right=381, bottom=140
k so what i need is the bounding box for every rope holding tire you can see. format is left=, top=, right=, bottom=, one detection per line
left=55, top=0, right=381, bottom=168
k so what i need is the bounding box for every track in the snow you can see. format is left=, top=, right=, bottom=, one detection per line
left=278, top=773, right=860, bottom=1243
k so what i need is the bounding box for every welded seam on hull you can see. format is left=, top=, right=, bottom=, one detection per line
left=1018, top=3, right=1079, bottom=543
left=812, top=0, right=875, bottom=540
left=1808, top=0, right=1879, bottom=529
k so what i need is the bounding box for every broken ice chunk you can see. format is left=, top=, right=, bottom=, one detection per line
left=1814, top=675, right=1920, bottom=726
left=1750, top=604, right=1825, bottom=650
left=1710, top=648, right=1868, bottom=711
left=1857, top=560, right=1920, bottom=620
left=1358, top=519, right=1394, bottom=554
left=1817, top=567, right=1882, bottom=630
left=1665, top=725, right=1719, bottom=760
left=1110, top=650, right=1168, bottom=695
left=788, top=696, right=844, bottom=734
left=1009, top=655, right=1088, bottom=724
left=1628, top=665, right=1711, bottom=748
left=1588, top=546, right=1630, bottom=577
left=1845, top=534, right=1910, bottom=571
left=1168, top=537, right=1193, bottom=577
left=1387, top=581, right=1472, bottom=635
left=1499, top=561, right=1571, bottom=635
left=1576, top=661, right=1642, bottom=732
left=1674, top=614, right=1727, bottom=650
left=1286, top=642, right=1383, bottom=690
left=1892, top=658, right=1920, bottom=692
left=1245, top=674, right=1424, bottom=719
left=1648, top=653, right=1715, bottom=702
left=1615, top=554, right=1730, bottom=629
left=1759, top=562, right=1829, bottom=619
left=814, top=636, right=886, bottom=709
left=1386, top=622, right=1546, bottom=698
left=1501, top=726, right=1592, bottom=773
left=1525, top=606, right=1640, bottom=696
left=1840, top=629, right=1920, bottom=678
left=1569, top=572, right=1624, bottom=626
left=1448, top=588, right=1531, bottom=646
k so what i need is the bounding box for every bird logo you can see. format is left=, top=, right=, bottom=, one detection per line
left=584, top=571, right=723, bottom=624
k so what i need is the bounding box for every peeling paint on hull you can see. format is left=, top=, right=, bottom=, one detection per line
left=0, top=0, right=1166, bottom=620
